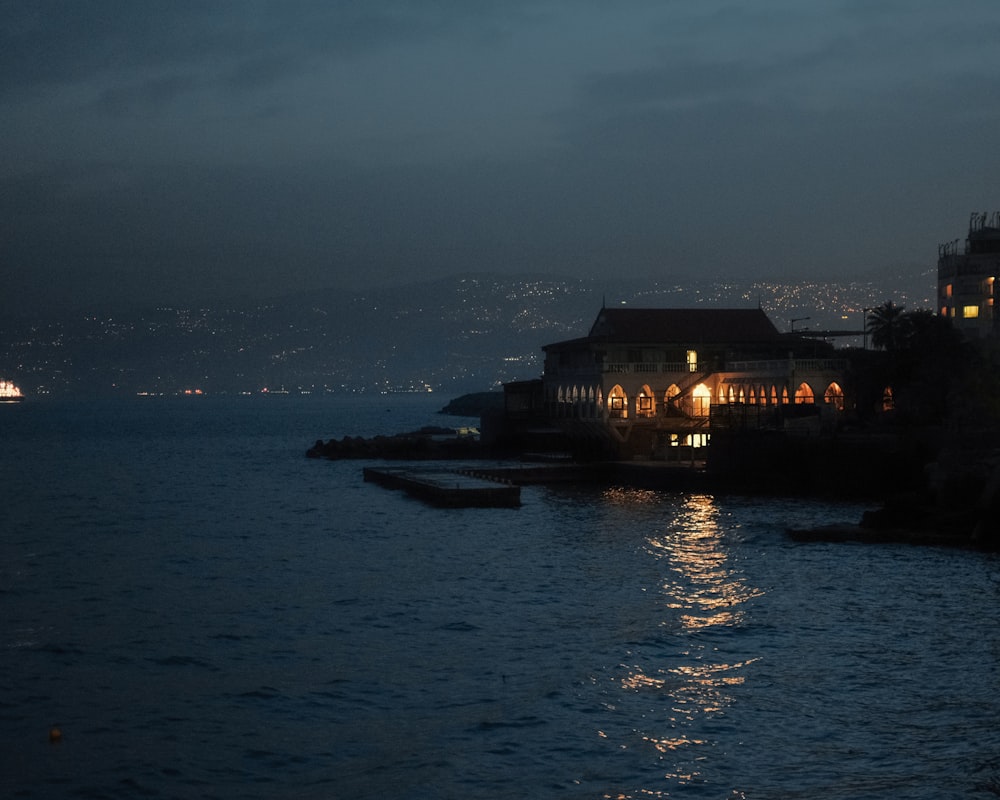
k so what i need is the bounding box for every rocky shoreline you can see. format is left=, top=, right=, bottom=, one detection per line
left=306, top=412, right=1000, bottom=551
left=306, top=426, right=482, bottom=460
left=786, top=442, right=1000, bottom=551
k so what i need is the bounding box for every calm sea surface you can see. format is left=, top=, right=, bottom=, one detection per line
left=2, top=394, right=999, bottom=799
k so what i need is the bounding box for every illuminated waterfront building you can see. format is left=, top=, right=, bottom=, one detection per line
left=528, top=306, right=848, bottom=460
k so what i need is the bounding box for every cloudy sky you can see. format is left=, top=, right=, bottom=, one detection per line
left=3, top=1, right=999, bottom=314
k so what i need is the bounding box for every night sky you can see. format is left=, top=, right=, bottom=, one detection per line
left=3, top=1, right=999, bottom=315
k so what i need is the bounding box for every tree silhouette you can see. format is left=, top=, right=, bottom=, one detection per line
left=867, top=301, right=905, bottom=352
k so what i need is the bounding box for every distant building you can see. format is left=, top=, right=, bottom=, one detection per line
left=515, top=306, right=849, bottom=460
left=937, top=211, right=1000, bottom=338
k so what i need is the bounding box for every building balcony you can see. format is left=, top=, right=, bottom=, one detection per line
left=726, top=358, right=848, bottom=373
left=604, top=362, right=693, bottom=374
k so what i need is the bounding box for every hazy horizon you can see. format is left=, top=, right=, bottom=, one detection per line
left=3, top=2, right=994, bottom=317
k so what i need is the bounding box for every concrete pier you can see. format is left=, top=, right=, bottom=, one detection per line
left=362, top=467, right=521, bottom=508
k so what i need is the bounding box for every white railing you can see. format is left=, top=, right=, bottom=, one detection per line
left=590, top=358, right=847, bottom=376
left=727, top=358, right=847, bottom=372
left=603, top=362, right=693, bottom=374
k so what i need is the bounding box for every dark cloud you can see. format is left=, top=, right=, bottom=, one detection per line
left=0, top=1, right=532, bottom=97
left=93, top=73, right=201, bottom=115
left=2, top=1, right=1000, bottom=316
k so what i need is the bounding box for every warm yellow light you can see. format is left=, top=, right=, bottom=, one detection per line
left=963, top=305, right=980, bottom=318
left=601, top=487, right=660, bottom=505
left=824, top=382, right=845, bottom=411
left=794, top=382, right=814, bottom=404
left=690, top=383, right=711, bottom=417
left=642, top=734, right=708, bottom=753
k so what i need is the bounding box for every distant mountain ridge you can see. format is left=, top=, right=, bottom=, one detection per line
left=0, top=271, right=933, bottom=398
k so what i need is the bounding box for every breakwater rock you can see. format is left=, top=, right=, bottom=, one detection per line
left=306, top=426, right=482, bottom=460
left=788, top=441, right=1000, bottom=551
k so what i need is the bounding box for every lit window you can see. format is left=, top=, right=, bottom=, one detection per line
left=692, top=384, right=711, bottom=417
left=963, top=305, right=980, bottom=319
left=686, top=350, right=698, bottom=372
left=824, top=382, right=845, bottom=411
left=945, top=283, right=953, bottom=297
left=608, top=386, right=628, bottom=419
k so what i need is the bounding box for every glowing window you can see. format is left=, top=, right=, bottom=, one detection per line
left=945, top=283, right=953, bottom=297
left=608, top=385, right=627, bottom=418
left=692, top=384, right=711, bottom=417
left=963, top=305, right=980, bottom=319
left=794, top=383, right=815, bottom=404
left=824, top=382, right=844, bottom=411
left=637, top=387, right=655, bottom=417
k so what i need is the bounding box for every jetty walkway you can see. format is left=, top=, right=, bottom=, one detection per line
left=362, top=467, right=521, bottom=508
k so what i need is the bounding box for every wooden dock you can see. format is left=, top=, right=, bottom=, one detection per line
left=362, top=467, right=520, bottom=508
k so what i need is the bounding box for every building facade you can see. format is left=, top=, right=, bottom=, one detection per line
left=938, top=211, right=1000, bottom=338
left=538, top=307, right=849, bottom=459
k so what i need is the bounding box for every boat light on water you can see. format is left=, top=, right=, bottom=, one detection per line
left=0, top=379, right=25, bottom=402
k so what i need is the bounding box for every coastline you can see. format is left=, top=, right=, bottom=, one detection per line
left=306, top=419, right=1000, bottom=551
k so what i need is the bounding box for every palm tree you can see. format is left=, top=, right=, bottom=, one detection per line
left=867, top=301, right=905, bottom=352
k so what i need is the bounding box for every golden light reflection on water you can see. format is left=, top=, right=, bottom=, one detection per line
left=620, top=658, right=759, bottom=715
left=602, top=493, right=765, bottom=796
left=648, top=494, right=764, bottom=632
left=601, top=487, right=663, bottom=506
left=641, top=734, right=707, bottom=753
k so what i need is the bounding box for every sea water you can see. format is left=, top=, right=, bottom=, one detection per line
left=1, top=394, right=999, bottom=799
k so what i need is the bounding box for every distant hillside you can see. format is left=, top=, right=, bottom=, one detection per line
left=0, top=271, right=933, bottom=397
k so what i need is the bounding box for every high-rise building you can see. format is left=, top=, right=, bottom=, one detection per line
left=938, top=212, right=1000, bottom=337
